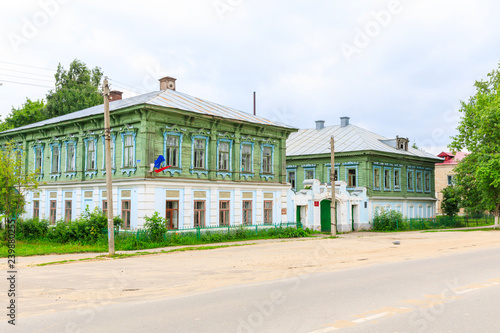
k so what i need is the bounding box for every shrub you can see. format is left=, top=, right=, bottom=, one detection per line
left=143, top=212, right=167, bottom=242
left=373, top=209, right=404, bottom=231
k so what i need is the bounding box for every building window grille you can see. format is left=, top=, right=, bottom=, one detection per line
left=121, top=200, right=131, bottom=229
left=193, top=139, right=205, bottom=169
left=242, top=200, right=252, bottom=225
left=219, top=200, right=230, bottom=226
left=123, top=135, right=134, bottom=168
left=241, top=144, right=252, bottom=172
left=194, top=200, right=205, bottom=227
left=262, top=147, right=272, bottom=173
left=264, top=200, right=273, bottom=225
left=166, top=201, right=179, bottom=229
left=218, top=142, right=230, bottom=171
left=166, top=136, right=179, bottom=167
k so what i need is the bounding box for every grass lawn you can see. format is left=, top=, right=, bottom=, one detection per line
left=0, top=240, right=107, bottom=257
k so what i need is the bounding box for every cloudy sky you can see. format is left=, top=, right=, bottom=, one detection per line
left=1, top=0, right=499, bottom=154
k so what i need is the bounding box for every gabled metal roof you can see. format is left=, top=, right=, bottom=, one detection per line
left=1, top=89, right=294, bottom=134
left=287, top=124, right=440, bottom=160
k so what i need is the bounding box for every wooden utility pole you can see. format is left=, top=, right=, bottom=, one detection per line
left=330, top=136, right=337, bottom=236
left=103, top=77, right=115, bottom=255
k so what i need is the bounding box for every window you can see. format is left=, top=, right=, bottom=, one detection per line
left=67, top=143, right=76, bottom=172
left=123, top=135, right=134, bottom=168
left=219, top=200, right=230, bottom=226
left=407, top=170, right=414, bottom=191
left=218, top=142, right=230, bottom=171
left=64, top=200, right=72, bottom=222
left=35, top=147, right=43, bottom=173
left=33, top=200, right=39, bottom=218
left=49, top=200, right=57, bottom=224
left=373, top=167, right=381, bottom=190
left=416, top=171, right=423, bottom=192
left=447, top=175, right=453, bottom=186
left=121, top=200, right=131, bottom=229
left=287, top=170, right=296, bottom=189
left=241, top=144, right=252, bottom=172
left=166, top=136, right=179, bottom=167
left=384, top=169, right=391, bottom=190
left=264, top=200, right=273, bottom=225
left=242, top=200, right=252, bottom=225
left=102, top=200, right=108, bottom=215
left=87, top=140, right=96, bottom=170
left=166, top=201, right=179, bottom=229
left=194, top=139, right=205, bottom=169
left=51, top=145, right=60, bottom=173
left=424, top=171, right=431, bottom=192
left=262, top=146, right=272, bottom=173
left=194, top=201, right=205, bottom=227
left=394, top=169, right=401, bottom=190
left=328, top=167, right=338, bottom=182
left=305, top=169, right=314, bottom=180
left=347, top=168, right=356, bottom=187
left=102, top=136, right=115, bottom=170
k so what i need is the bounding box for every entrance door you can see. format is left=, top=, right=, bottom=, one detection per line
left=351, top=205, right=359, bottom=231
left=320, top=200, right=338, bottom=232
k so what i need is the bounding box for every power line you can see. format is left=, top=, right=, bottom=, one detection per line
left=0, top=79, right=52, bottom=89
left=0, top=61, right=56, bottom=71
left=108, top=78, right=148, bottom=94
left=0, top=67, right=55, bottom=78
left=0, top=74, right=54, bottom=83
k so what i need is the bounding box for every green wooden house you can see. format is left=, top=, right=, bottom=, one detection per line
left=0, top=77, right=297, bottom=229
left=286, top=117, right=441, bottom=231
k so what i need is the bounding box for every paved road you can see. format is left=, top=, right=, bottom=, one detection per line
left=5, top=246, right=500, bottom=333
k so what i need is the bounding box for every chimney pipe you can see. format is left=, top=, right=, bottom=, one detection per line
left=159, top=76, right=177, bottom=91
left=315, top=120, right=325, bottom=130
left=109, top=90, right=123, bottom=101
left=340, top=117, right=350, bottom=128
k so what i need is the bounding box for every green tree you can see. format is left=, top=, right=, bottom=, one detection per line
left=441, top=186, right=460, bottom=217
left=45, top=59, right=103, bottom=118
left=0, top=142, right=40, bottom=237
left=450, top=63, right=500, bottom=228
left=1, top=98, right=46, bottom=130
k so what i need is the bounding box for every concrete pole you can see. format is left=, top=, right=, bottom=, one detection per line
left=330, top=136, right=337, bottom=236
left=103, top=77, right=115, bottom=255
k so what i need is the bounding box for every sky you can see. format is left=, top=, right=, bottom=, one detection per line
left=1, top=0, right=499, bottom=154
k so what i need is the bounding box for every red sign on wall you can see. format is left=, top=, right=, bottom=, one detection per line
left=314, top=201, right=319, bottom=207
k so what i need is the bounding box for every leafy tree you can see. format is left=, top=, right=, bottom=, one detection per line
left=441, top=186, right=460, bottom=217
left=411, top=142, right=419, bottom=149
left=0, top=142, right=40, bottom=238
left=45, top=59, right=103, bottom=118
left=1, top=98, right=46, bottom=130
left=450, top=63, right=500, bottom=228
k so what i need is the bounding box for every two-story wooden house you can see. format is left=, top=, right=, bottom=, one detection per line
left=0, top=77, right=297, bottom=229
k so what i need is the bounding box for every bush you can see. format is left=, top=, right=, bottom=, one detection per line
left=373, top=209, right=404, bottom=231
left=16, top=218, right=49, bottom=240
left=143, top=212, right=167, bottom=242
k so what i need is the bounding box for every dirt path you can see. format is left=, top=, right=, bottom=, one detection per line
left=6, top=230, right=500, bottom=319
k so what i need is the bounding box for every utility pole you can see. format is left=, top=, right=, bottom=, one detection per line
left=103, top=77, right=115, bottom=255
left=330, top=136, right=337, bottom=237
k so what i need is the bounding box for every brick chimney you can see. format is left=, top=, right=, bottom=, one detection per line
left=159, top=76, right=176, bottom=91
left=109, top=90, right=123, bottom=101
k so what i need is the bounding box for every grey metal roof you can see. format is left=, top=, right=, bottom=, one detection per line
left=1, top=89, right=294, bottom=134
left=287, top=124, right=440, bottom=160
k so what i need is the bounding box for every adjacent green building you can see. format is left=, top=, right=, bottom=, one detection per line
left=286, top=118, right=441, bottom=231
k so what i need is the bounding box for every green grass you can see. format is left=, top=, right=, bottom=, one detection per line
left=422, top=228, right=499, bottom=233
left=0, top=240, right=107, bottom=257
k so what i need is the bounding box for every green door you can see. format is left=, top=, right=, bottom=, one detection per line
left=321, top=200, right=338, bottom=232
left=321, top=200, right=331, bottom=232
left=296, top=206, right=301, bottom=225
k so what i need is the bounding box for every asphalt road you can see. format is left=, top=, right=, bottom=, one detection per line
left=5, top=246, right=500, bottom=333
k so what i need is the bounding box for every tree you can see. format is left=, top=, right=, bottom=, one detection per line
left=0, top=141, right=40, bottom=237
left=1, top=98, right=46, bottom=130
left=450, top=63, right=500, bottom=228
left=441, top=186, right=460, bottom=217
left=45, top=59, right=103, bottom=118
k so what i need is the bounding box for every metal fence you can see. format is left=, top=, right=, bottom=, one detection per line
left=373, top=214, right=495, bottom=232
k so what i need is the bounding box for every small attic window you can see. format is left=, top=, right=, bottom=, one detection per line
left=396, top=137, right=409, bottom=151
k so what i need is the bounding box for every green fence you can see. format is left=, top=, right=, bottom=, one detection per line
left=116, top=221, right=303, bottom=241
left=373, top=214, right=495, bottom=232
